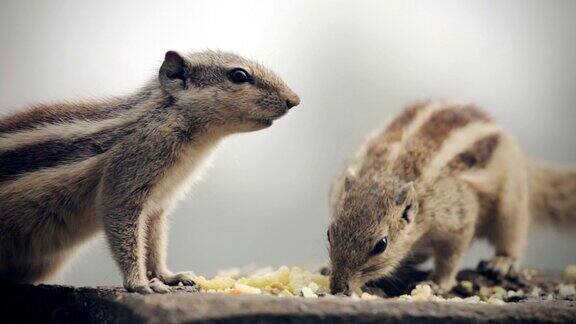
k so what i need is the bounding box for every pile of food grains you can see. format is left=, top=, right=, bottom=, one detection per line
left=192, top=265, right=576, bottom=304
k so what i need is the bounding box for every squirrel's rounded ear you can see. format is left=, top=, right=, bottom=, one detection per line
left=402, top=202, right=418, bottom=224
left=159, top=51, right=189, bottom=89
left=343, top=166, right=358, bottom=191
left=344, top=177, right=353, bottom=192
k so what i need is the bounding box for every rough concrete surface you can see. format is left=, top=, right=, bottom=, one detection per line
left=1, top=282, right=575, bottom=324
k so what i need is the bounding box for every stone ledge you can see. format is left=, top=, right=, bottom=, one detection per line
left=1, top=283, right=575, bottom=323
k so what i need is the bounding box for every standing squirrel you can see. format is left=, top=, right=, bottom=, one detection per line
left=0, top=50, right=300, bottom=293
left=327, top=101, right=576, bottom=295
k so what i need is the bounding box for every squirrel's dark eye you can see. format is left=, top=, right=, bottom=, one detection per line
left=370, top=237, right=388, bottom=256
left=228, top=68, right=252, bottom=84
left=327, top=229, right=331, bottom=243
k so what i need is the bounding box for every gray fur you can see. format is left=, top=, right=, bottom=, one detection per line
left=0, top=50, right=300, bottom=293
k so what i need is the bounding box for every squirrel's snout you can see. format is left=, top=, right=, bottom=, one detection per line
left=330, top=276, right=350, bottom=295
left=282, top=90, right=300, bottom=109
left=285, top=94, right=300, bottom=109
left=286, top=99, right=299, bottom=109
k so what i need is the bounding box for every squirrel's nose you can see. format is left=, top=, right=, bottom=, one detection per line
left=282, top=88, right=300, bottom=109
left=285, top=93, right=300, bottom=109
left=286, top=99, right=299, bottom=109
left=330, top=279, right=350, bottom=295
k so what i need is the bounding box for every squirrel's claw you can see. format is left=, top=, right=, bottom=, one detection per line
left=125, top=284, right=154, bottom=294
left=478, top=256, right=518, bottom=279
left=149, top=277, right=171, bottom=293
left=156, top=271, right=196, bottom=286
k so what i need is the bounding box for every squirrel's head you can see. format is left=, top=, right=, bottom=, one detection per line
left=327, top=174, right=419, bottom=295
left=158, top=50, right=300, bottom=133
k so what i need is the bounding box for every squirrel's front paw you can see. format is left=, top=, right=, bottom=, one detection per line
left=149, top=278, right=171, bottom=293
left=124, top=283, right=154, bottom=294
left=418, top=280, right=447, bottom=295
left=125, top=279, right=171, bottom=294
left=478, top=256, right=517, bottom=279
left=156, top=271, right=196, bottom=286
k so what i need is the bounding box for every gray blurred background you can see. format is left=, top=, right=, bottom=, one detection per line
left=0, top=0, right=574, bottom=286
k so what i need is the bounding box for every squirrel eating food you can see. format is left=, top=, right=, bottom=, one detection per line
left=328, top=101, right=575, bottom=295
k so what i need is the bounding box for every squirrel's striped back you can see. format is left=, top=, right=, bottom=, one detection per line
left=0, top=93, right=158, bottom=184
left=350, top=101, right=503, bottom=184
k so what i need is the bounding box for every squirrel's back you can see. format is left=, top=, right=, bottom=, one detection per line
left=345, top=101, right=504, bottom=184
left=0, top=94, right=145, bottom=133
left=0, top=89, right=164, bottom=185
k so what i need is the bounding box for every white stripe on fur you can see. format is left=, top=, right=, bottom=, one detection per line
left=0, top=108, right=146, bottom=152
left=421, top=122, right=502, bottom=182
left=385, top=101, right=446, bottom=167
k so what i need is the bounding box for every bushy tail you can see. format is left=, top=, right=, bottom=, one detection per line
left=529, top=161, right=576, bottom=231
